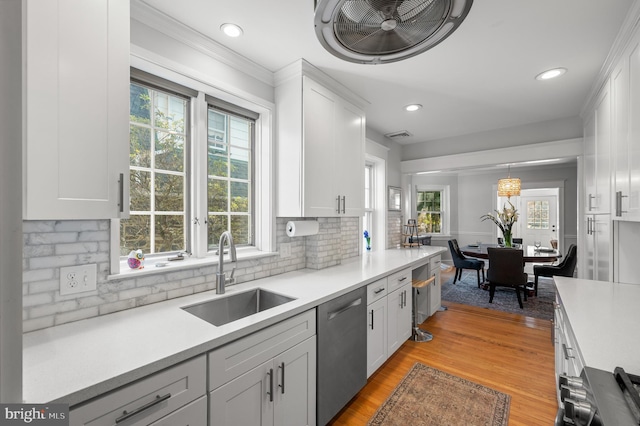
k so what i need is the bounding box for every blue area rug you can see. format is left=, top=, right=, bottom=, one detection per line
left=440, top=268, right=555, bottom=320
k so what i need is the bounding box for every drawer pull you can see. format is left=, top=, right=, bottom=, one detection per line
left=267, top=368, right=274, bottom=402
left=398, top=276, right=407, bottom=282
left=115, top=393, right=171, bottom=423
left=374, top=287, right=385, bottom=295
left=279, top=362, right=286, bottom=394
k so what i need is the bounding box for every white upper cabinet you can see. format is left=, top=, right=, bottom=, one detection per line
left=276, top=60, right=366, bottom=217
left=612, top=30, right=640, bottom=221
left=23, top=0, right=129, bottom=220
left=584, top=80, right=611, bottom=215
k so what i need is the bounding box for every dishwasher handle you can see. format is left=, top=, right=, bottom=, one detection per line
left=328, top=298, right=363, bottom=320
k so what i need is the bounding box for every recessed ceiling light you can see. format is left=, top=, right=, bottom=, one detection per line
left=220, top=23, right=243, bottom=38
left=405, top=104, right=422, bottom=112
left=535, top=68, right=567, bottom=81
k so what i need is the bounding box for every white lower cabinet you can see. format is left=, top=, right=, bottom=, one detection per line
left=70, top=355, right=206, bottom=426
left=366, top=293, right=387, bottom=377
left=208, top=310, right=317, bottom=426
left=366, top=268, right=413, bottom=378
left=387, top=283, right=412, bottom=355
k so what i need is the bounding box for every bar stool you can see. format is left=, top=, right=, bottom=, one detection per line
left=411, top=275, right=435, bottom=342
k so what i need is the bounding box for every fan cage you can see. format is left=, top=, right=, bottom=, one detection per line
left=314, top=0, right=473, bottom=64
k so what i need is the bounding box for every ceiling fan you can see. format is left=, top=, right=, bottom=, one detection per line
left=314, top=0, right=473, bottom=64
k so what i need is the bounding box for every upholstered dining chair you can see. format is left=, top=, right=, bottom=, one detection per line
left=513, top=238, right=523, bottom=245
left=487, top=247, right=528, bottom=308
left=533, top=244, right=577, bottom=296
left=448, top=239, right=485, bottom=287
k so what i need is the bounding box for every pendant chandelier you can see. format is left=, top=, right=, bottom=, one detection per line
left=497, top=165, right=521, bottom=199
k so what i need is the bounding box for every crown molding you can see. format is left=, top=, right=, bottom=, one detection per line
left=131, top=0, right=274, bottom=87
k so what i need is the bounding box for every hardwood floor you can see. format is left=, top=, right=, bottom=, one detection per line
left=329, top=302, right=558, bottom=425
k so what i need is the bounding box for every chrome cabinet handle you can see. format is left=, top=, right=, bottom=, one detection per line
left=374, top=287, right=386, bottom=294
left=616, top=191, right=628, bottom=217
left=328, top=298, right=362, bottom=320
left=336, top=196, right=341, bottom=214
left=341, top=195, right=346, bottom=214
left=588, top=194, right=595, bottom=211
left=278, top=362, right=285, bottom=394
left=370, top=309, right=374, bottom=329
left=267, top=368, right=274, bottom=402
left=398, top=276, right=407, bottom=282
left=118, top=173, right=124, bottom=213
left=115, top=393, right=171, bottom=423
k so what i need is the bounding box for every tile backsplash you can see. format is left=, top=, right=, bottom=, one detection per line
left=23, top=217, right=359, bottom=333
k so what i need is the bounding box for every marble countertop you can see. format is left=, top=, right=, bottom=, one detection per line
left=554, top=276, right=640, bottom=374
left=23, top=247, right=446, bottom=405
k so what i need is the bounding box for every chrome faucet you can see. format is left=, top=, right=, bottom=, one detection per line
left=216, top=231, right=237, bottom=294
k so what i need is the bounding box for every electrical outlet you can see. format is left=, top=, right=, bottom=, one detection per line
left=60, top=264, right=97, bottom=296
left=280, top=242, right=291, bottom=258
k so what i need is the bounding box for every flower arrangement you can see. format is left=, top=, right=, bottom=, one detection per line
left=364, top=230, right=371, bottom=250
left=480, top=200, right=519, bottom=247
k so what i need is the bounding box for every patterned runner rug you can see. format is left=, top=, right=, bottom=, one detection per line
left=368, top=363, right=510, bottom=426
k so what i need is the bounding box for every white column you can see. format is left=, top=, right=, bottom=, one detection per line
left=0, top=0, right=23, bottom=403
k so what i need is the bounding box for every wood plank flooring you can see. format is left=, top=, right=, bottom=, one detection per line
left=329, top=302, right=558, bottom=425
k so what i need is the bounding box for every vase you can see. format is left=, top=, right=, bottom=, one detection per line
left=366, top=238, right=371, bottom=250
left=502, top=230, right=512, bottom=248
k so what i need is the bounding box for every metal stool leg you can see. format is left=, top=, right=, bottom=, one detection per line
left=412, top=287, right=433, bottom=342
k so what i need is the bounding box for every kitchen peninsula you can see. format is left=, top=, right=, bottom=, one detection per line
left=23, top=246, right=445, bottom=411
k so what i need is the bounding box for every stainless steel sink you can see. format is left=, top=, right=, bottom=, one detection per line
left=181, top=288, right=296, bottom=326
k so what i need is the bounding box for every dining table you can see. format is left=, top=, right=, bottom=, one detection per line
left=461, top=243, right=561, bottom=263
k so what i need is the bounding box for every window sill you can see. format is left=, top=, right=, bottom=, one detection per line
left=108, top=247, right=278, bottom=281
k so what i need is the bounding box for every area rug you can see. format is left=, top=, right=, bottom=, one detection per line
left=440, top=268, right=555, bottom=320
left=368, top=363, right=510, bottom=426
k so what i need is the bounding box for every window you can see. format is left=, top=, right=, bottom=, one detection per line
left=122, top=82, right=190, bottom=255
left=527, top=200, right=550, bottom=229
left=363, top=163, right=373, bottom=238
left=206, top=104, right=255, bottom=249
left=120, top=70, right=261, bottom=260
left=415, top=186, right=449, bottom=235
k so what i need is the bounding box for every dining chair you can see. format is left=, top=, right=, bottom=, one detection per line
left=486, top=247, right=528, bottom=308
left=533, top=244, right=577, bottom=296
left=497, top=237, right=504, bottom=245
left=513, top=238, right=523, bottom=244
left=448, top=239, right=485, bottom=287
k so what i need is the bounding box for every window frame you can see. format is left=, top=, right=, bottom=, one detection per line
left=415, top=185, right=450, bottom=236
left=111, top=65, right=275, bottom=276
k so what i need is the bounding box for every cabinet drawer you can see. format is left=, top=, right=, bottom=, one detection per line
left=149, top=395, right=207, bottom=426
left=208, top=309, right=316, bottom=391
left=430, top=255, right=442, bottom=270
left=70, top=355, right=206, bottom=426
left=367, top=277, right=388, bottom=304
left=387, top=268, right=412, bottom=293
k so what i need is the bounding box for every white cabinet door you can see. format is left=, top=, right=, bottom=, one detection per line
left=210, top=360, right=274, bottom=426
left=366, top=297, right=387, bottom=378
left=613, top=34, right=640, bottom=221
left=429, top=256, right=442, bottom=316
left=23, top=0, right=129, bottom=220
left=334, top=99, right=365, bottom=216
left=584, top=81, right=612, bottom=215
left=302, top=77, right=339, bottom=217
left=387, top=283, right=412, bottom=355
left=273, top=337, right=316, bottom=426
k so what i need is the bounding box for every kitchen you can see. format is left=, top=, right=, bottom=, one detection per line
left=2, top=0, right=640, bottom=425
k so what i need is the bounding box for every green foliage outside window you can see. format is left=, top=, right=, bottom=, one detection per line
left=121, top=83, right=187, bottom=255
left=416, top=190, right=442, bottom=233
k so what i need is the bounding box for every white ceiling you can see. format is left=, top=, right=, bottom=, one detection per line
left=138, top=0, right=634, bottom=145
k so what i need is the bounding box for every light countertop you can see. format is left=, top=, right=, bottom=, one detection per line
left=554, top=276, right=640, bottom=374
left=23, top=247, right=446, bottom=405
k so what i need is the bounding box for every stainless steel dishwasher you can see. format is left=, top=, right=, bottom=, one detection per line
left=317, top=287, right=367, bottom=425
